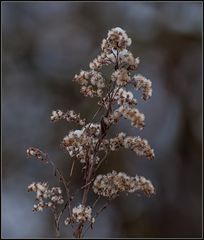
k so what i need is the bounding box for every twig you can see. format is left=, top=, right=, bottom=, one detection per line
left=95, top=150, right=109, bottom=172
left=80, top=178, right=95, bottom=190
left=83, top=105, right=103, bottom=134
left=82, top=200, right=111, bottom=238
left=57, top=200, right=69, bottom=225
left=73, top=222, right=84, bottom=239
left=52, top=209, right=60, bottom=237
left=70, top=158, right=76, bottom=177
left=53, top=200, right=69, bottom=237
left=49, top=160, right=73, bottom=225
left=92, top=196, right=101, bottom=209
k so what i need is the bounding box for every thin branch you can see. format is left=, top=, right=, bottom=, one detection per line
left=82, top=200, right=111, bottom=238
left=84, top=105, right=103, bottom=134
left=92, top=196, right=101, bottom=210
left=70, top=158, right=76, bottom=177
left=73, top=222, right=84, bottom=238
left=53, top=200, right=70, bottom=237
left=52, top=208, right=60, bottom=238
left=95, top=150, right=109, bottom=172
left=80, top=178, right=95, bottom=190
left=49, top=160, right=72, bottom=221
left=73, top=49, right=119, bottom=238
left=56, top=200, right=69, bottom=225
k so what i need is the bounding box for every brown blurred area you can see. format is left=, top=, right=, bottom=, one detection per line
left=2, top=2, right=202, bottom=238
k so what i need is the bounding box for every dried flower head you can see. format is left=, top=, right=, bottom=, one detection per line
left=65, top=204, right=95, bottom=225
left=101, top=27, right=132, bottom=53
left=111, top=68, right=130, bottom=86
left=26, top=147, right=48, bottom=164
left=28, top=182, right=64, bottom=212
left=51, top=109, right=86, bottom=126
left=73, top=70, right=105, bottom=98
left=93, top=171, right=155, bottom=198
left=132, top=74, right=152, bottom=100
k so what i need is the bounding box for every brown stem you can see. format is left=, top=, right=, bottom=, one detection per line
left=73, top=98, right=114, bottom=238
left=81, top=179, right=95, bottom=190
left=92, top=196, right=101, bottom=209
left=54, top=221, right=60, bottom=238
left=82, top=200, right=111, bottom=238
left=73, top=222, right=84, bottom=238
left=73, top=52, right=119, bottom=239
left=49, top=160, right=74, bottom=229
left=73, top=105, right=112, bottom=238
left=82, top=51, right=118, bottom=207
left=70, top=158, right=76, bottom=177
left=50, top=160, right=70, bottom=192
left=53, top=209, right=60, bottom=238
left=94, top=150, right=109, bottom=172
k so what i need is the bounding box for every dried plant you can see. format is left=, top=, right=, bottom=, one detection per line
left=27, top=27, right=155, bottom=238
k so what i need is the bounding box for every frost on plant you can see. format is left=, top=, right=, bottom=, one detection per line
left=27, top=27, right=155, bottom=238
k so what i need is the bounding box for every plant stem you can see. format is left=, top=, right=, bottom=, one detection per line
left=73, top=51, right=119, bottom=239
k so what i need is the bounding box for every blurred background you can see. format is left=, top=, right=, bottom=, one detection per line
left=2, top=2, right=202, bottom=238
